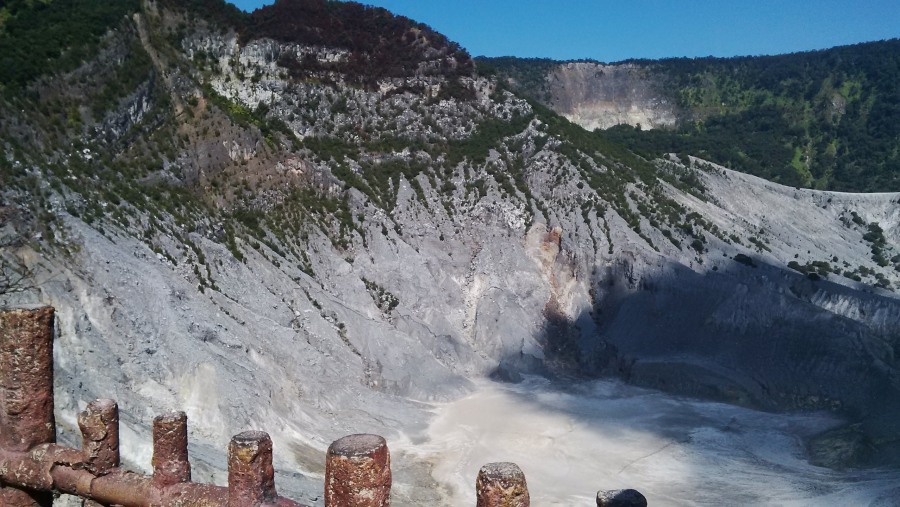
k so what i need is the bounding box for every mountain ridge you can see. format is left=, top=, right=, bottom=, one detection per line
left=480, top=38, right=900, bottom=192
left=1, top=1, right=899, bottom=503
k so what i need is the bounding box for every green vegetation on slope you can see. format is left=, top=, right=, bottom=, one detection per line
left=476, top=57, right=560, bottom=102
left=242, top=0, right=473, bottom=86
left=0, top=0, right=141, bottom=90
left=482, top=40, right=900, bottom=192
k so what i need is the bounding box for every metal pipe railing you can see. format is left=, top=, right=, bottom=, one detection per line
left=0, top=305, right=646, bottom=506
left=0, top=306, right=306, bottom=507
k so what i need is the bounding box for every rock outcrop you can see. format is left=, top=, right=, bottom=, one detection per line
left=548, top=62, right=678, bottom=130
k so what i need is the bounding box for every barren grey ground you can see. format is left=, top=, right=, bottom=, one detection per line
left=4, top=160, right=898, bottom=505
left=419, top=377, right=900, bottom=506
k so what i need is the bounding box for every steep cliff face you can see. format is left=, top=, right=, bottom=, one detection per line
left=547, top=62, right=677, bottom=130
left=2, top=1, right=900, bottom=503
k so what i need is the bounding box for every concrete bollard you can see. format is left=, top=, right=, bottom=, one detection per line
left=0, top=305, right=56, bottom=507
left=78, top=399, right=120, bottom=474
left=152, top=411, right=192, bottom=487
left=597, top=488, right=648, bottom=507
left=475, top=462, right=530, bottom=507
left=325, top=434, right=391, bottom=507
left=228, top=431, right=278, bottom=507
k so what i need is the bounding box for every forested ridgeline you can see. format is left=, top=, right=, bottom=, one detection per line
left=480, top=40, right=900, bottom=192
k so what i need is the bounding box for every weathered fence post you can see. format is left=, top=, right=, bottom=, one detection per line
left=475, top=462, right=530, bottom=507
left=325, top=434, right=391, bottom=507
left=78, top=398, right=120, bottom=507
left=4, top=304, right=644, bottom=506
left=152, top=411, right=192, bottom=487
left=596, top=488, right=648, bottom=507
left=78, top=398, right=120, bottom=474
left=228, top=430, right=278, bottom=507
left=0, top=305, right=310, bottom=506
left=0, top=305, right=56, bottom=507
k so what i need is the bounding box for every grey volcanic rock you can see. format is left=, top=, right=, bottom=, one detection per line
left=8, top=159, right=900, bottom=502
left=14, top=157, right=896, bottom=498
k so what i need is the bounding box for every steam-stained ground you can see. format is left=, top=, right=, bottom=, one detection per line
left=413, top=377, right=900, bottom=506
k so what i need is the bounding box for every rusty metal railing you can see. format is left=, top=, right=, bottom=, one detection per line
left=0, top=306, right=646, bottom=506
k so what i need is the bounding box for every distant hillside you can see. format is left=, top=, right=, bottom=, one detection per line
left=479, top=40, right=900, bottom=192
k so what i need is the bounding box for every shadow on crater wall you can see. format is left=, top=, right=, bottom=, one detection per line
left=493, top=255, right=900, bottom=469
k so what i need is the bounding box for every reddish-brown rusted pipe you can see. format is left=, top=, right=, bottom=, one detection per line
left=0, top=444, right=309, bottom=507
left=0, top=306, right=56, bottom=449
left=0, top=305, right=56, bottom=507
left=0, top=306, right=309, bottom=507
left=228, top=431, right=278, bottom=507
left=152, top=411, right=191, bottom=487
left=325, top=434, right=391, bottom=507
left=475, top=462, right=530, bottom=507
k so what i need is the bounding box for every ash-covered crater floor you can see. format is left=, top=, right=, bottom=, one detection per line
left=405, top=377, right=900, bottom=506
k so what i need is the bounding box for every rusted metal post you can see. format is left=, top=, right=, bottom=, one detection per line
left=152, top=411, right=192, bottom=487
left=0, top=307, right=311, bottom=507
left=228, top=431, right=277, bottom=507
left=596, top=489, right=648, bottom=507
left=79, top=398, right=120, bottom=507
left=475, top=462, right=530, bottom=507
left=79, top=399, right=120, bottom=474
left=0, top=305, right=56, bottom=507
left=324, top=434, right=391, bottom=507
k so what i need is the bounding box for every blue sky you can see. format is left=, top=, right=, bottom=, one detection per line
left=227, top=0, right=900, bottom=62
